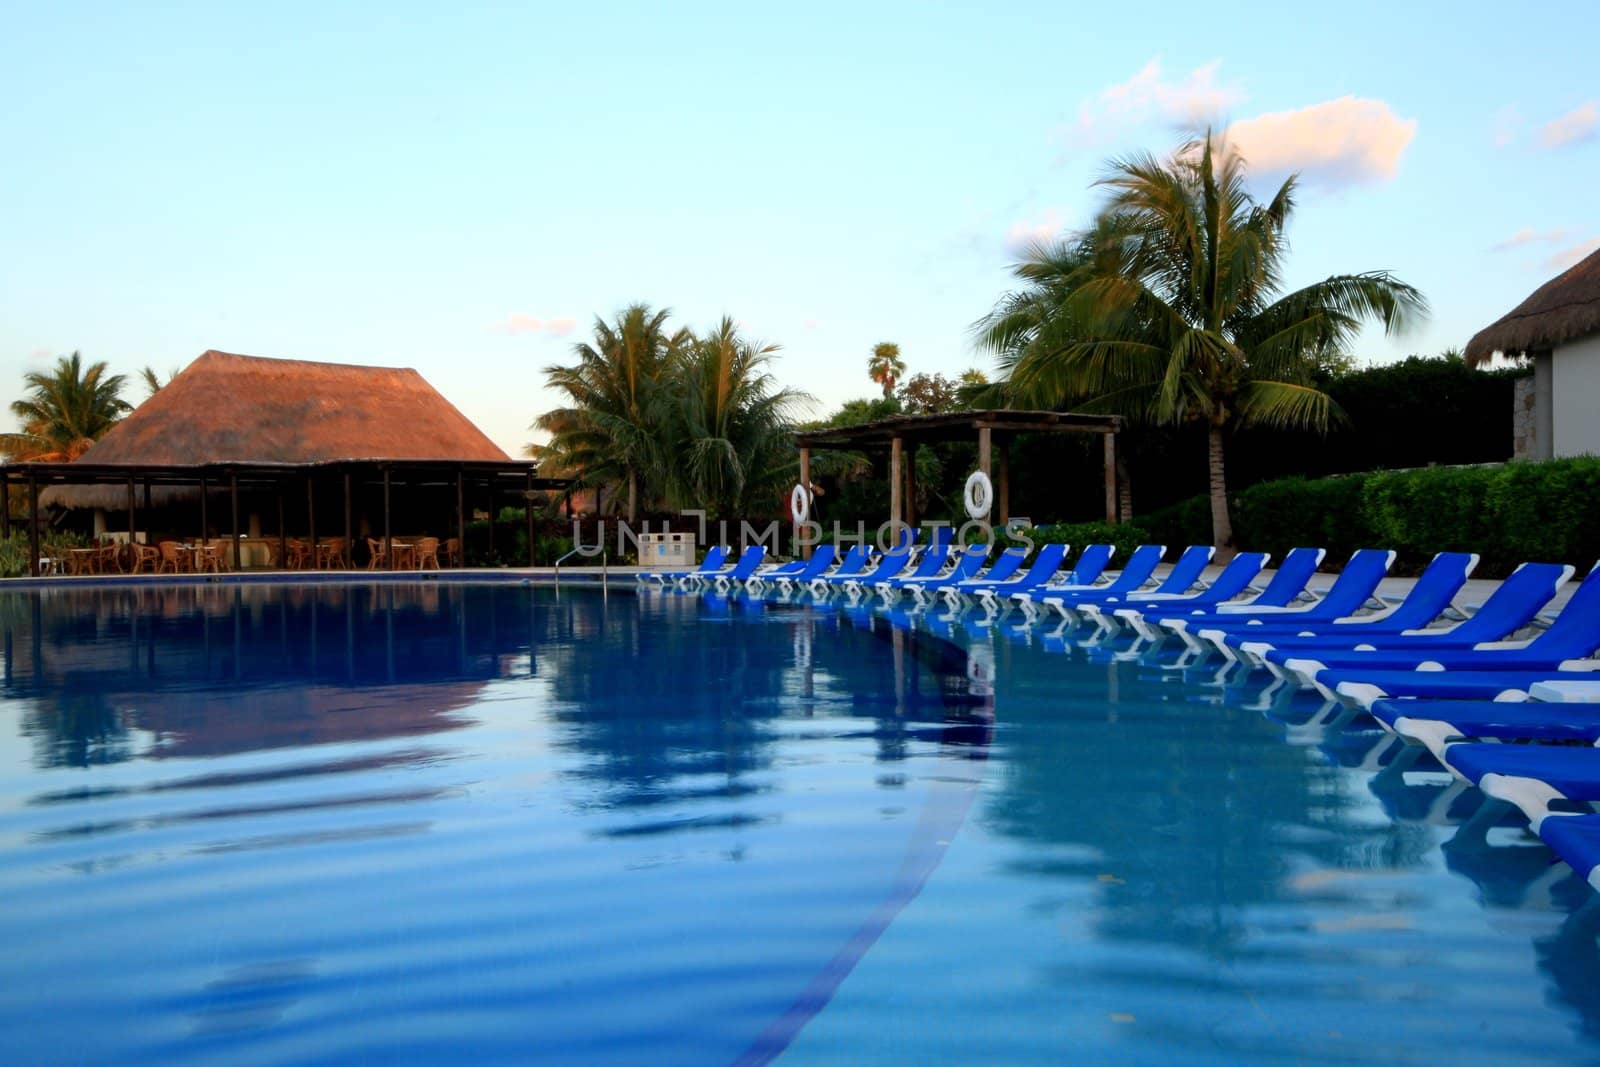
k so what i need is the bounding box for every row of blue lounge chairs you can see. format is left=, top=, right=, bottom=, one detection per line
left=638, top=532, right=1600, bottom=893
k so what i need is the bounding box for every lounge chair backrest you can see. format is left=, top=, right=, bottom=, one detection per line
left=831, top=546, right=875, bottom=578
left=1443, top=562, right=1574, bottom=643
left=1006, top=542, right=1069, bottom=587
left=858, top=546, right=914, bottom=582
left=1065, top=544, right=1115, bottom=586
left=1312, top=548, right=1397, bottom=616
left=902, top=541, right=953, bottom=581
left=1102, top=544, right=1167, bottom=592
left=1193, top=551, right=1270, bottom=601
left=1146, top=545, right=1215, bottom=595
left=937, top=546, right=991, bottom=584
left=1524, top=562, right=1600, bottom=655
left=975, top=547, right=1028, bottom=585
left=1377, top=551, right=1478, bottom=628
left=930, top=525, right=955, bottom=553
left=696, top=545, right=731, bottom=573
left=1250, top=547, right=1326, bottom=606
left=722, top=546, right=768, bottom=581
left=794, top=544, right=837, bottom=579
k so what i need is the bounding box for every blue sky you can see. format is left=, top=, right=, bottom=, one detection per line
left=2, top=0, right=1596, bottom=456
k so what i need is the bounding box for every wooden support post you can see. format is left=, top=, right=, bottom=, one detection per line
left=798, top=447, right=812, bottom=559
left=277, top=485, right=287, bottom=570
left=998, top=441, right=1010, bottom=525
left=143, top=479, right=152, bottom=511
left=230, top=473, right=241, bottom=572
left=1103, top=433, right=1117, bottom=524
left=127, top=478, right=137, bottom=547
left=26, top=473, right=40, bottom=577
left=343, top=471, right=353, bottom=564
left=1, top=470, right=9, bottom=534
left=978, top=425, right=992, bottom=479
left=456, top=469, right=466, bottom=568
left=307, top=475, right=316, bottom=568
left=888, top=435, right=903, bottom=530
left=904, top=445, right=917, bottom=530
left=487, top=484, right=496, bottom=563
left=383, top=467, right=393, bottom=570
left=525, top=470, right=535, bottom=567
left=199, top=475, right=208, bottom=541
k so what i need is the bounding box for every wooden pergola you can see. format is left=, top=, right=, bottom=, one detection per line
left=793, top=409, right=1123, bottom=531
left=2, top=459, right=570, bottom=577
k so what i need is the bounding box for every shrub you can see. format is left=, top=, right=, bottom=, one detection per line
left=1020, top=520, right=1150, bottom=561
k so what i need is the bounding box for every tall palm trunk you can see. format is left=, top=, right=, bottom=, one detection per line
left=626, top=470, right=638, bottom=524
left=1206, top=426, right=1234, bottom=557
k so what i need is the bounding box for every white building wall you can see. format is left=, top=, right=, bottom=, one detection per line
left=1551, top=333, right=1600, bottom=457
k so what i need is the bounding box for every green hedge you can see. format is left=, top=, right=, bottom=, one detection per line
left=1141, top=458, right=1600, bottom=577
left=1018, top=520, right=1151, bottom=561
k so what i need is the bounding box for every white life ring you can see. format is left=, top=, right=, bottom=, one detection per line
left=963, top=470, right=993, bottom=520
left=790, top=483, right=811, bottom=525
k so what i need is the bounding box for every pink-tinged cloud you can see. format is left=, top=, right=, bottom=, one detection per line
left=1005, top=209, right=1067, bottom=253
left=1545, top=237, right=1600, bottom=272
left=499, top=314, right=576, bottom=337
left=1538, top=102, right=1598, bottom=149
left=1060, top=59, right=1245, bottom=150
left=1491, top=227, right=1570, bottom=251
left=1491, top=106, right=1523, bottom=148
left=1223, top=97, right=1417, bottom=185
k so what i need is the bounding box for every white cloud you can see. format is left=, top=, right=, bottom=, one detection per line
left=1060, top=59, right=1244, bottom=150
left=802, top=318, right=822, bottom=332
left=1491, top=227, right=1570, bottom=251
left=498, top=314, right=576, bottom=337
left=1491, top=105, right=1523, bottom=148
left=1222, top=97, right=1417, bottom=186
left=1545, top=237, right=1600, bottom=272
left=1004, top=209, right=1068, bottom=253
left=1538, top=101, right=1598, bottom=149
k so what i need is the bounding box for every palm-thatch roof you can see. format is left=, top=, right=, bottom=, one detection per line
left=1465, top=247, right=1600, bottom=366
left=41, top=350, right=511, bottom=510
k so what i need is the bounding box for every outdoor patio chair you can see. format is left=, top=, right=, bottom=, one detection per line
left=195, top=540, right=223, bottom=574
left=1253, top=561, right=1573, bottom=671
left=366, top=537, right=389, bottom=570
left=826, top=546, right=914, bottom=599
left=1081, top=550, right=1270, bottom=629
left=97, top=542, right=124, bottom=574
left=705, top=546, right=768, bottom=593
left=1034, top=544, right=1168, bottom=623
left=415, top=537, right=441, bottom=569
left=1298, top=565, right=1600, bottom=699
left=442, top=537, right=461, bottom=567
left=1333, top=664, right=1600, bottom=711
left=643, top=545, right=730, bottom=586
left=317, top=537, right=349, bottom=569
left=157, top=541, right=191, bottom=574
left=1444, top=741, right=1600, bottom=827
left=129, top=543, right=160, bottom=574
left=947, top=542, right=1071, bottom=611
left=883, top=545, right=993, bottom=603
left=285, top=539, right=313, bottom=569
left=1539, top=815, right=1600, bottom=892
left=748, top=544, right=836, bottom=593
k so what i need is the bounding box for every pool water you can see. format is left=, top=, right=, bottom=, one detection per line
left=0, top=584, right=1596, bottom=1065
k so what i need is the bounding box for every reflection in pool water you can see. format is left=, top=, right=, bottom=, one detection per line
left=0, top=584, right=1597, bottom=1064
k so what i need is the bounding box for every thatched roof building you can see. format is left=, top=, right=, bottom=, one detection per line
left=40, top=350, right=516, bottom=509
left=1466, top=247, right=1600, bottom=365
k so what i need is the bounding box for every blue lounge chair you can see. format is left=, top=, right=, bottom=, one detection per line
left=1049, top=544, right=1217, bottom=623
left=1369, top=697, right=1600, bottom=769
left=642, top=545, right=730, bottom=586
left=1180, top=548, right=1396, bottom=653
left=1539, top=814, right=1600, bottom=892
left=821, top=546, right=914, bottom=598
left=945, top=542, right=1070, bottom=610
left=1285, top=561, right=1600, bottom=687
left=703, top=546, right=768, bottom=592
left=1226, top=551, right=1480, bottom=664
left=797, top=545, right=873, bottom=595
left=1035, top=544, right=1168, bottom=624
left=1092, top=551, right=1269, bottom=629
left=1119, top=546, right=1327, bottom=641
left=872, top=536, right=956, bottom=600
left=1333, top=666, right=1600, bottom=710
left=1444, top=741, right=1600, bottom=825
left=1008, top=544, right=1117, bottom=620
left=890, top=545, right=995, bottom=602
left=916, top=547, right=1028, bottom=604
left=1253, top=561, right=1572, bottom=667
left=749, top=544, right=836, bottom=593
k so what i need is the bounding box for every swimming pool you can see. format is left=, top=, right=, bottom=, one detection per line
left=0, top=583, right=1595, bottom=1064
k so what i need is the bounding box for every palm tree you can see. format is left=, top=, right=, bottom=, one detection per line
left=138, top=365, right=179, bottom=398
left=977, top=134, right=1426, bottom=551
left=662, top=317, right=808, bottom=515
left=3, top=352, right=131, bottom=462
left=867, top=342, right=905, bottom=398
left=534, top=304, right=690, bottom=521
